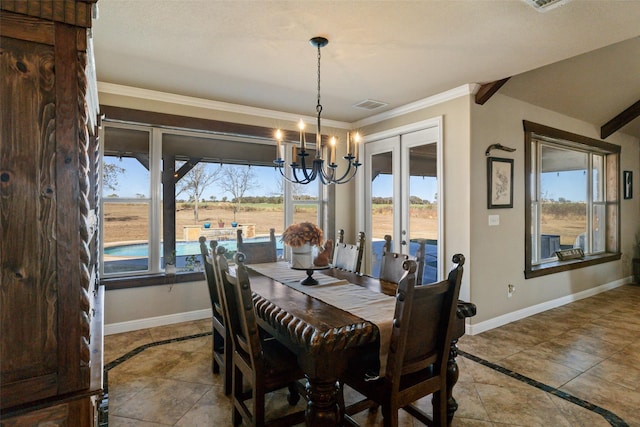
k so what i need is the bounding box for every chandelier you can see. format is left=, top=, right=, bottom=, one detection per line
left=274, top=36, right=361, bottom=185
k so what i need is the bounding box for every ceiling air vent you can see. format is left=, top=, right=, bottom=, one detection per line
left=522, top=0, right=571, bottom=12
left=353, top=99, right=388, bottom=111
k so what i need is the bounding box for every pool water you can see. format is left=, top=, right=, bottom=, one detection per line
left=104, top=237, right=284, bottom=257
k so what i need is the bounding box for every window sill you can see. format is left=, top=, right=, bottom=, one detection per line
left=102, top=271, right=205, bottom=290
left=525, top=252, right=621, bottom=279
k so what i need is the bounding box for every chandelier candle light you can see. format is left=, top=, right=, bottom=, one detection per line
left=274, top=36, right=361, bottom=185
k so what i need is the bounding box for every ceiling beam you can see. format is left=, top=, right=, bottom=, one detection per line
left=100, top=105, right=329, bottom=144
left=475, top=78, right=511, bottom=105
left=601, top=99, right=640, bottom=139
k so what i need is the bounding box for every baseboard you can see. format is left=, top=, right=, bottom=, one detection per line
left=467, top=276, right=632, bottom=335
left=104, top=308, right=213, bottom=335
left=104, top=276, right=633, bottom=336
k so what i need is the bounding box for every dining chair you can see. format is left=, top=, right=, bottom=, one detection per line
left=333, top=229, right=365, bottom=274
left=381, top=235, right=427, bottom=286
left=237, top=227, right=278, bottom=264
left=343, top=254, right=466, bottom=427
left=198, top=236, right=232, bottom=394
left=215, top=251, right=306, bottom=427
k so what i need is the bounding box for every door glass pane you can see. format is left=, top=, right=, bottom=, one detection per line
left=408, top=143, right=438, bottom=283
left=540, top=145, right=587, bottom=258
left=370, top=151, right=393, bottom=277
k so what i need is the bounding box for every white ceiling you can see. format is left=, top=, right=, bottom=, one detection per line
left=92, top=0, right=640, bottom=138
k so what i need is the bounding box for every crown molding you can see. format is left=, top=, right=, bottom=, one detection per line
left=353, top=84, right=480, bottom=128
left=97, top=82, right=351, bottom=129
left=98, top=81, right=480, bottom=131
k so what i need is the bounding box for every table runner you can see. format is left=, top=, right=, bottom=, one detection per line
left=248, top=261, right=395, bottom=375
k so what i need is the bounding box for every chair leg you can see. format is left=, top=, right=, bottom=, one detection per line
left=287, top=382, right=301, bottom=405
left=382, top=405, right=398, bottom=427
left=253, top=376, right=266, bottom=427
left=232, top=364, right=243, bottom=426
left=224, top=338, right=232, bottom=395
left=433, top=390, right=447, bottom=427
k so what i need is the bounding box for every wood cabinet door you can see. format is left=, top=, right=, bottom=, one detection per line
left=1, top=14, right=95, bottom=410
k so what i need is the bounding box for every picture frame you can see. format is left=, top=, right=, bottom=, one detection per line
left=623, top=170, right=632, bottom=200
left=487, top=157, right=514, bottom=209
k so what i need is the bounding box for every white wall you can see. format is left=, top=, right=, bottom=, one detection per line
left=104, top=279, right=212, bottom=334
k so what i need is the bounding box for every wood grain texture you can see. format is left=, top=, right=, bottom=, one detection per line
left=0, top=0, right=95, bottom=28
left=0, top=35, right=58, bottom=407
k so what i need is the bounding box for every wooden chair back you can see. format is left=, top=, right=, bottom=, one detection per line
left=199, top=237, right=231, bottom=393
left=215, top=251, right=305, bottom=426
left=333, top=229, right=365, bottom=274
left=237, top=227, right=278, bottom=264
left=380, top=234, right=427, bottom=285
left=386, top=253, right=465, bottom=424
left=223, top=252, right=264, bottom=369
left=199, top=236, right=220, bottom=309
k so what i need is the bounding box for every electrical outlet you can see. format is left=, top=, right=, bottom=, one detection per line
left=507, top=284, right=515, bottom=298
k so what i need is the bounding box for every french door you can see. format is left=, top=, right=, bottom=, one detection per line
left=362, top=120, right=443, bottom=283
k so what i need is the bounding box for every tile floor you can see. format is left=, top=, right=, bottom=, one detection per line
left=105, top=284, right=640, bottom=426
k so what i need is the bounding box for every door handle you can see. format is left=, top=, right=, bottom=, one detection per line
left=401, top=240, right=407, bottom=245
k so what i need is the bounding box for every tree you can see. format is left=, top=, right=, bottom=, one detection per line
left=219, top=165, right=259, bottom=221
left=176, top=162, right=222, bottom=221
left=275, top=177, right=308, bottom=200
left=103, top=161, right=125, bottom=193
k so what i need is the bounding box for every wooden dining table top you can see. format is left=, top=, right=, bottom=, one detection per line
left=246, top=265, right=383, bottom=355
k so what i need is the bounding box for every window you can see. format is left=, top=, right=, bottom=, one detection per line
left=101, top=121, right=324, bottom=283
left=102, top=124, right=155, bottom=275
left=524, top=121, right=620, bottom=278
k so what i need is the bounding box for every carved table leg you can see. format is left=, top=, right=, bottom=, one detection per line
left=304, top=376, right=342, bottom=426
left=446, top=338, right=460, bottom=425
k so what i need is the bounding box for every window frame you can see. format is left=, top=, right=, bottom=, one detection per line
left=99, top=110, right=327, bottom=289
left=523, top=121, right=621, bottom=279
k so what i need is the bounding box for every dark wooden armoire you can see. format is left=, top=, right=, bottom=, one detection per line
left=0, top=1, right=103, bottom=425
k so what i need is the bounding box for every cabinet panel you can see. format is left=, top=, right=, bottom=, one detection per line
left=0, top=35, right=59, bottom=407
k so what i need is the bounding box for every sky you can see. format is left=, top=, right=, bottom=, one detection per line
left=105, top=157, right=439, bottom=201
left=104, top=157, right=587, bottom=203
left=540, top=170, right=588, bottom=202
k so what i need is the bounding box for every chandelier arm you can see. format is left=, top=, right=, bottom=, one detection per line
left=332, top=164, right=360, bottom=184
left=291, top=167, right=313, bottom=185
left=324, top=160, right=359, bottom=184
left=297, top=153, right=316, bottom=182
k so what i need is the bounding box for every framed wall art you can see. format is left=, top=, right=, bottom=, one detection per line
left=487, top=157, right=514, bottom=209
left=623, top=170, right=632, bottom=199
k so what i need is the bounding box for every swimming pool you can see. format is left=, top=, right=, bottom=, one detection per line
left=104, top=237, right=284, bottom=257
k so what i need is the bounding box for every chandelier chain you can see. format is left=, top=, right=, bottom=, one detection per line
left=316, top=43, right=322, bottom=114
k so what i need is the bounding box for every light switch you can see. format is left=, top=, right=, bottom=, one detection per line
left=489, top=215, right=500, bottom=226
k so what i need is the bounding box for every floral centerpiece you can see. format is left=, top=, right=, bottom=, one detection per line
left=281, top=222, right=325, bottom=268
left=281, top=222, right=324, bottom=248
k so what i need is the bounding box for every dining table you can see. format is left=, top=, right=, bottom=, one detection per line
left=245, top=261, right=476, bottom=427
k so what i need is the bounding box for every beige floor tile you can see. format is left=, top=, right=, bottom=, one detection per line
left=105, top=286, right=640, bottom=426
left=112, top=377, right=211, bottom=424
left=474, top=383, right=573, bottom=426
left=496, top=351, right=582, bottom=389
